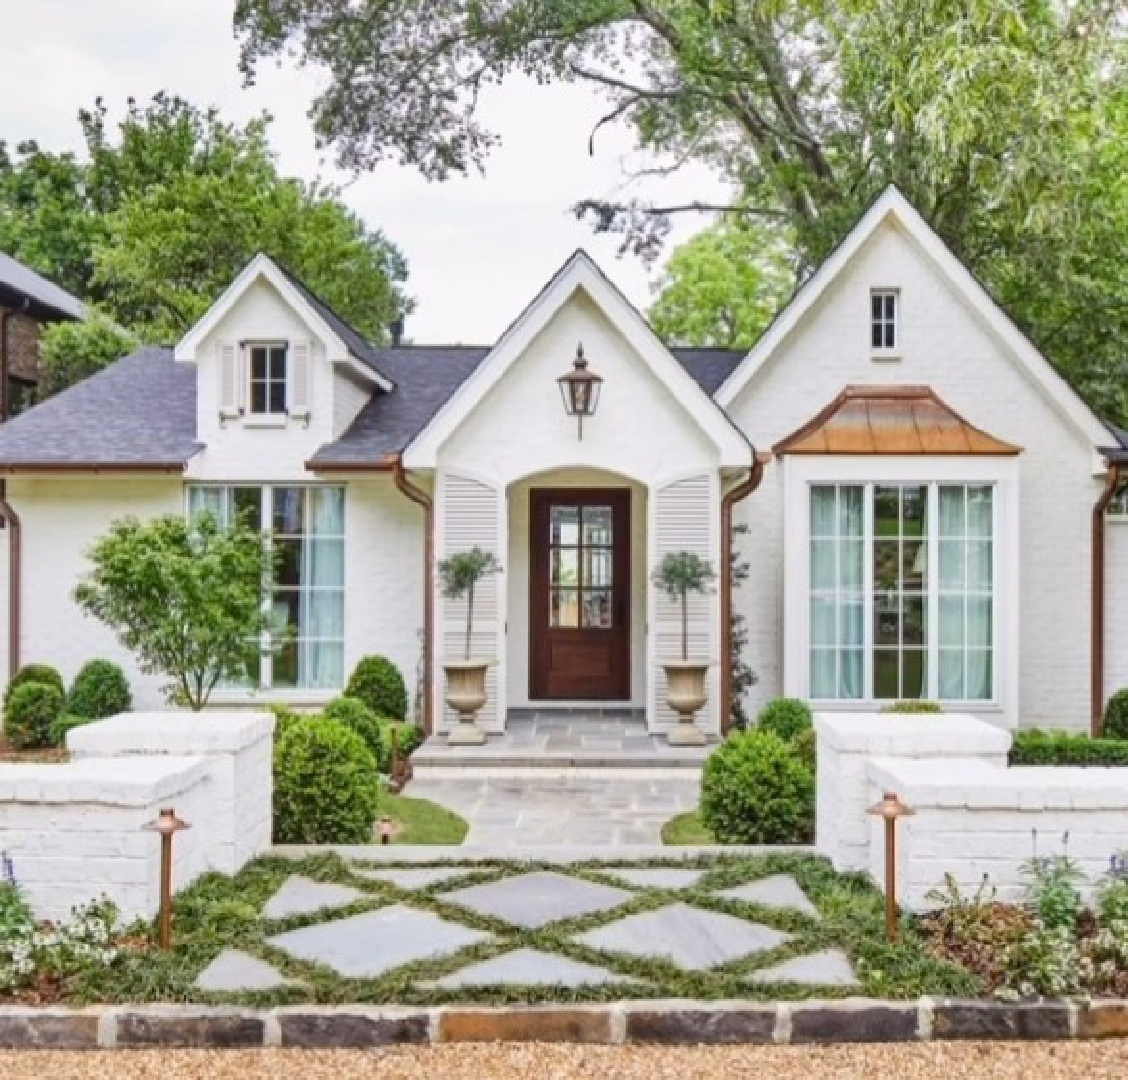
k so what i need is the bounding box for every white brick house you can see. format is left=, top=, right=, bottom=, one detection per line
left=0, top=186, right=1123, bottom=739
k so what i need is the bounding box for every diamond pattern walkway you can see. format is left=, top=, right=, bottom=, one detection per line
left=440, top=871, right=633, bottom=929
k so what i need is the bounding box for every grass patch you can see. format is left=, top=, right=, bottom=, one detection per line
left=661, top=810, right=715, bottom=845
left=379, top=792, right=468, bottom=845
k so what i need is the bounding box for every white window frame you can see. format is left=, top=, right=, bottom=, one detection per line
left=870, top=288, right=900, bottom=358
left=245, top=341, right=289, bottom=418
left=184, top=483, right=346, bottom=702
left=782, top=455, right=1020, bottom=724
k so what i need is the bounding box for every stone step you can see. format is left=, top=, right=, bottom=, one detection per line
left=411, top=746, right=712, bottom=773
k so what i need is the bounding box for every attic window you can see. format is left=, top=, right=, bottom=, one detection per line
left=248, top=343, right=288, bottom=415
left=871, top=289, right=899, bottom=355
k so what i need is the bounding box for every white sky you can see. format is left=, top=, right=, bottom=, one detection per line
left=0, top=0, right=729, bottom=343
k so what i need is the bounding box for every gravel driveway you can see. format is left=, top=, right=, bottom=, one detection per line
left=3, top=1043, right=1128, bottom=1079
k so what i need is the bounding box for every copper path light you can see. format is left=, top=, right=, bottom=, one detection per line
left=866, top=790, right=915, bottom=942
left=142, top=807, right=190, bottom=950
left=557, top=343, right=603, bottom=440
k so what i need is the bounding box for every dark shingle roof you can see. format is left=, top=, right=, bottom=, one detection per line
left=0, top=253, right=85, bottom=321
left=0, top=346, right=199, bottom=468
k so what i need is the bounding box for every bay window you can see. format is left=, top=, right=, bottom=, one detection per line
left=808, top=482, right=995, bottom=702
left=187, top=485, right=345, bottom=691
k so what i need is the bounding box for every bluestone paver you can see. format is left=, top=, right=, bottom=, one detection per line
left=440, top=871, right=633, bottom=929
left=433, top=948, right=633, bottom=989
left=261, top=876, right=366, bottom=921
left=195, top=950, right=292, bottom=993
left=750, top=949, right=859, bottom=987
left=715, top=875, right=821, bottom=920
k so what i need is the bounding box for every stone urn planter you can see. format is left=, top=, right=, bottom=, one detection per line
left=438, top=546, right=503, bottom=746
left=652, top=550, right=717, bottom=747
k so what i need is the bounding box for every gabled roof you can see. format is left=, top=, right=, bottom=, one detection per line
left=715, top=186, right=1112, bottom=454
left=774, top=385, right=1022, bottom=456
left=0, top=346, right=199, bottom=470
left=173, top=253, right=394, bottom=391
left=401, top=250, right=753, bottom=470
left=0, top=253, right=85, bottom=322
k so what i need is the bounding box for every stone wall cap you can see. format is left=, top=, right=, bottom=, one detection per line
left=0, top=755, right=207, bottom=806
left=814, top=711, right=1012, bottom=754
left=68, top=711, right=275, bottom=756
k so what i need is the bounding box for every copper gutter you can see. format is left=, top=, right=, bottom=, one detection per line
left=393, top=458, right=435, bottom=736
left=720, top=452, right=768, bottom=734
left=0, top=481, right=21, bottom=679
left=1092, top=461, right=1122, bottom=735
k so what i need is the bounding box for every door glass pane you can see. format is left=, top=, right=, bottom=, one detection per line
left=873, top=539, right=899, bottom=590
left=902, top=595, right=926, bottom=646
left=550, top=589, right=579, bottom=628
left=902, top=486, right=926, bottom=536
left=583, top=548, right=613, bottom=588
left=551, top=548, right=579, bottom=586
left=232, top=487, right=263, bottom=529
left=902, top=649, right=926, bottom=698
left=874, top=487, right=899, bottom=534
left=550, top=506, right=580, bottom=546
left=274, top=538, right=303, bottom=587
left=273, top=487, right=305, bottom=535
left=874, top=650, right=899, bottom=698
left=583, top=590, right=613, bottom=629
left=810, top=649, right=836, bottom=698
left=810, top=596, right=836, bottom=646
left=874, top=594, right=899, bottom=645
left=582, top=507, right=613, bottom=546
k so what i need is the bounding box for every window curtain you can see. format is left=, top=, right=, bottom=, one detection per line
left=810, top=485, right=863, bottom=699
left=304, top=486, right=345, bottom=688
left=188, top=486, right=226, bottom=526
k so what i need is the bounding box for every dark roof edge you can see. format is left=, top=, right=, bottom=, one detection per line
left=0, top=462, right=191, bottom=474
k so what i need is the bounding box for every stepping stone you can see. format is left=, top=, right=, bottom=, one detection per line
left=262, top=875, right=366, bottom=920
left=440, top=871, right=632, bottom=929
left=602, top=868, right=705, bottom=890
left=195, top=949, right=292, bottom=993
left=750, top=949, right=859, bottom=987
left=576, top=902, right=791, bottom=971
left=715, top=874, right=821, bottom=920
left=268, top=904, right=490, bottom=979
left=433, top=948, right=633, bottom=989
left=353, top=867, right=471, bottom=890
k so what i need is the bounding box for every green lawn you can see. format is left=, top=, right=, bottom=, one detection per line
left=379, top=793, right=468, bottom=845
left=661, top=810, right=715, bottom=845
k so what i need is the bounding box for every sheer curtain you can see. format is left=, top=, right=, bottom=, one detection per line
left=305, top=487, right=345, bottom=688
left=810, top=485, right=863, bottom=699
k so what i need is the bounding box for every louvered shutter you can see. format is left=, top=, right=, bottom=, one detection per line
left=441, top=474, right=503, bottom=731
left=289, top=339, right=311, bottom=417
left=217, top=340, right=238, bottom=418
left=652, top=473, right=717, bottom=730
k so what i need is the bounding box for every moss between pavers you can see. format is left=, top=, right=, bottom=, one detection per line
left=56, top=852, right=979, bottom=1008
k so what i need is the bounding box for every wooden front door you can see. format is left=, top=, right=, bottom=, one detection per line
left=530, top=489, right=631, bottom=700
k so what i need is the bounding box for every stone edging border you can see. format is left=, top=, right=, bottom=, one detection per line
left=2, top=999, right=1128, bottom=1049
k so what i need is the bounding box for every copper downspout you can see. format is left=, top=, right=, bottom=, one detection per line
left=720, top=452, right=768, bottom=734
left=1092, top=461, right=1122, bottom=735
left=0, top=481, right=20, bottom=681
left=393, top=458, right=434, bottom=736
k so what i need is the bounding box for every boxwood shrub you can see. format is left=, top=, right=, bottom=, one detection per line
left=49, top=713, right=95, bottom=748
left=755, top=697, right=813, bottom=741
left=66, top=660, right=132, bottom=719
left=1102, top=688, right=1128, bottom=741
left=1010, top=729, right=1128, bottom=767
left=345, top=655, right=407, bottom=720
left=4, top=663, right=64, bottom=709
left=701, top=729, right=815, bottom=844
left=5, top=682, right=65, bottom=750
left=272, top=718, right=380, bottom=844
left=322, top=695, right=385, bottom=764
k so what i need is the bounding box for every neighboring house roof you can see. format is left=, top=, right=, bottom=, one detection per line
left=0, top=253, right=85, bottom=322
left=774, top=385, right=1022, bottom=456
left=0, top=346, right=199, bottom=469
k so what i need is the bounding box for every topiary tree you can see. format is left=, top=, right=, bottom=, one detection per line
left=700, top=729, right=815, bottom=844
left=3, top=664, right=65, bottom=709
left=1103, top=688, right=1128, bottom=740
left=272, top=718, right=380, bottom=844
left=4, top=682, right=65, bottom=751
left=651, top=551, right=716, bottom=660
left=66, top=660, right=132, bottom=719
left=438, top=547, right=502, bottom=659
left=756, top=697, right=813, bottom=741
left=345, top=655, right=408, bottom=720
left=323, top=695, right=385, bottom=765
left=74, top=512, right=271, bottom=710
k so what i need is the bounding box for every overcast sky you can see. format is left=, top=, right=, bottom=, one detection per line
left=0, top=0, right=728, bottom=342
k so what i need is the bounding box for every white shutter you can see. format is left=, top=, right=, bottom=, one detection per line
left=289, top=339, right=311, bottom=417
left=652, top=473, right=717, bottom=729
left=217, top=340, right=238, bottom=417
left=441, top=473, right=503, bottom=731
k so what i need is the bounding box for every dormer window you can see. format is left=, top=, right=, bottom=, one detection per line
left=248, top=343, right=288, bottom=415
left=871, top=289, right=899, bottom=355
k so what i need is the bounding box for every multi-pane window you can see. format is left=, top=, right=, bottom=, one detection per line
left=187, top=485, right=345, bottom=690
left=871, top=289, right=898, bottom=351
left=549, top=505, right=614, bottom=629
left=248, top=344, right=287, bottom=414
left=808, top=482, right=994, bottom=702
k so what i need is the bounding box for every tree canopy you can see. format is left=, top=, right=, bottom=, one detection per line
left=235, top=0, right=1128, bottom=420
left=0, top=94, right=410, bottom=394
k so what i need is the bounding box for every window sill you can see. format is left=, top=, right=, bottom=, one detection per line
left=808, top=699, right=1002, bottom=713
left=242, top=415, right=289, bottom=429
left=870, top=352, right=902, bottom=363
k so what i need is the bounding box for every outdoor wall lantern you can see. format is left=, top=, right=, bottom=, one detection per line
left=557, top=343, right=603, bottom=440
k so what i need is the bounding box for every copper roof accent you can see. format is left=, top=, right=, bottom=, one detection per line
left=774, top=385, right=1023, bottom=456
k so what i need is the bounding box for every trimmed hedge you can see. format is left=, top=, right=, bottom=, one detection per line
left=4, top=664, right=64, bottom=709
left=49, top=713, right=95, bottom=748
left=323, top=696, right=385, bottom=764
left=345, top=656, right=408, bottom=721
left=1103, top=688, right=1128, bottom=741
left=1009, top=729, right=1128, bottom=767
left=272, top=718, right=380, bottom=844
left=67, top=660, right=132, bottom=719
left=755, top=697, right=813, bottom=741
left=5, top=682, right=64, bottom=750
left=701, top=729, right=815, bottom=844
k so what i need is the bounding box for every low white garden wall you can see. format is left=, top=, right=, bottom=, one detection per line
left=816, top=712, right=1128, bottom=910
left=0, top=711, right=273, bottom=922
